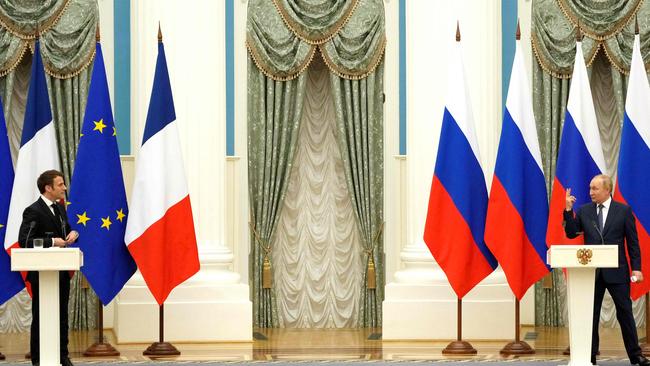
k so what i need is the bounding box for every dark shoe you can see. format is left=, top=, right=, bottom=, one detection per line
left=635, top=356, right=650, bottom=366
left=591, top=356, right=597, bottom=365
left=61, top=357, right=73, bottom=366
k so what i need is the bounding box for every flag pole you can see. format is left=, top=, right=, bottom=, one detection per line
left=642, top=293, right=650, bottom=356
left=442, top=298, right=477, bottom=354
left=143, top=304, right=180, bottom=356
left=83, top=300, right=119, bottom=356
left=500, top=298, right=535, bottom=355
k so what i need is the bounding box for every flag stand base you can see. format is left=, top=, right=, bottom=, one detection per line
left=563, top=346, right=570, bottom=355
left=143, top=342, right=180, bottom=356
left=500, top=341, right=535, bottom=355
left=84, top=342, right=120, bottom=357
left=442, top=340, right=477, bottom=355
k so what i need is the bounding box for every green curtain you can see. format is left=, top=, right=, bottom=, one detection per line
left=246, top=0, right=385, bottom=328
left=531, top=0, right=648, bottom=325
left=248, top=58, right=307, bottom=328
left=0, top=0, right=98, bottom=330
left=329, top=63, right=384, bottom=327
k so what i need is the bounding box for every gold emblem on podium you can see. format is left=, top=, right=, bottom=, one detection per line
left=577, top=248, right=593, bottom=265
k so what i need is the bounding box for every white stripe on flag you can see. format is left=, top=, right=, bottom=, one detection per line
left=4, top=122, right=59, bottom=250
left=125, top=121, right=190, bottom=244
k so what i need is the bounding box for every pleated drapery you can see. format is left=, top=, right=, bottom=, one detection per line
left=247, top=0, right=385, bottom=328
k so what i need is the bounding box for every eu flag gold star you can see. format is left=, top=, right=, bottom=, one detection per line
left=0, top=224, right=4, bottom=229
left=93, top=119, right=107, bottom=133
left=116, top=209, right=126, bottom=222
left=76, top=212, right=91, bottom=226
left=113, top=126, right=117, bottom=137
left=101, top=216, right=112, bottom=230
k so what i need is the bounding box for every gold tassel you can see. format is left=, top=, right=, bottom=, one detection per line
left=366, top=256, right=376, bottom=289
left=262, top=255, right=272, bottom=289
left=542, top=271, right=553, bottom=289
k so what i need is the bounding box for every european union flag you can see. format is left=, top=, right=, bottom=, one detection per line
left=0, top=96, right=26, bottom=304
left=69, top=42, right=136, bottom=305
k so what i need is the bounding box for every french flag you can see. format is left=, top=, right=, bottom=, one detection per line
left=423, top=33, right=497, bottom=299
left=4, top=41, right=60, bottom=255
left=614, top=33, right=650, bottom=300
left=485, top=38, right=549, bottom=300
left=124, top=37, right=200, bottom=305
left=546, top=40, right=606, bottom=246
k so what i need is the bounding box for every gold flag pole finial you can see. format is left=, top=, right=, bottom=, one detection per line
left=158, top=22, right=163, bottom=42
left=516, top=19, right=521, bottom=40
left=636, top=16, right=640, bottom=35
left=456, top=21, right=461, bottom=42
left=576, top=24, right=583, bottom=42
left=96, top=24, right=100, bottom=42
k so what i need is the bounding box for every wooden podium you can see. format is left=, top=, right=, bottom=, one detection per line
left=11, top=248, right=83, bottom=366
left=547, top=245, right=618, bottom=366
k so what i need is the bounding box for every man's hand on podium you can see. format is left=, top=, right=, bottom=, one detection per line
left=631, top=270, right=644, bottom=283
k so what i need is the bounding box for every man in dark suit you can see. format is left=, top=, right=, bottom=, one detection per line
left=18, top=170, right=78, bottom=366
left=564, top=174, right=648, bottom=366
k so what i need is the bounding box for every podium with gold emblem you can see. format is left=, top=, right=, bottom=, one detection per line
left=547, top=245, right=618, bottom=366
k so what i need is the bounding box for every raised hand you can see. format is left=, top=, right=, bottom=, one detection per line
left=566, top=188, right=576, bottom=211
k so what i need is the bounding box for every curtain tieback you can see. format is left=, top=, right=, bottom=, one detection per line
left=249, top=222, right=273, bottom=289
left=364, top=222, right=385, bottom=290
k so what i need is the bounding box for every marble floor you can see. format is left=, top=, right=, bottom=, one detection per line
left=0, top=326, right=642, bottom=363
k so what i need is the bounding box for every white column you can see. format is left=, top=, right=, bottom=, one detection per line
left=114, top=0, right=251, bottom=343
left=383, top=0, right=514, bottom=340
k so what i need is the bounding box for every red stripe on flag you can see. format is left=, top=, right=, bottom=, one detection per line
left=547, top=178, right=583, bottom=246
left=128, top=196, right=199, bottom=305
left=7, top=243, right=30, bottom=296
left=424, top=176, right=494, bottom=298
left=614, top=188, right=650, bottom=299
left=485, top=177, right=549, bottom=300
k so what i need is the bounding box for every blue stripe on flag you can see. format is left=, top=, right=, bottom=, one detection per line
left=555, top=111, right=602, bottom=208
left=21, top=41, right=53, bottom=147
left=435, top=108, right=497, bottom=268
left=618, top=113, right=650, bottom=227
left=142, top=43, right=176, bottom=145
left=495, top=109, right=549, bottom=263
left=0, top=96, right=25, bottom=304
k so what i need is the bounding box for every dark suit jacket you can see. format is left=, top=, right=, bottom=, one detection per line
left=564, top=200, right=641, bottom=284
left=17, top=197, right=72, bottom=283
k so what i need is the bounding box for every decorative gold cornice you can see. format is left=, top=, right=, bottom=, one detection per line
left=531, top=32, right=601, bottom=79
left=0, top=40, right=28, bottom=77
left=557, top=0, right=643, bottom=41
left=270, top=0, right=360, bottom=45
left=43, top=46, right=95, bottom=79
left=0, top=0, right=72, bottom=40
left=246, top=36, right=317, bottom=81
left=319, top=36, right=386, bottom=80
left=531, top=32, right=572, bottom=79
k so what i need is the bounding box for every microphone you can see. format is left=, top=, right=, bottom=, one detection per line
left=25, top=221, right=35, bottom=248
left=592, top=221, right=605, bottom=245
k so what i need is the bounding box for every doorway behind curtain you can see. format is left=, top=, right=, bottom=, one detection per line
left=272, top=55, right=363, bottom=328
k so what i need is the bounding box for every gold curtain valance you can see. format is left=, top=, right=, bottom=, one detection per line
left=246, top=0, right=385, bottom=81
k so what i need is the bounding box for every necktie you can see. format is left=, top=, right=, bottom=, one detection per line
left=597, top=204, right=604, bottom=232
left=51, top=203, right=65, bottom=236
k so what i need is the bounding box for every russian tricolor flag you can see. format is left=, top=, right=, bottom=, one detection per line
left=423, top=35, right=497, bottom=299
left=614, top=33, right=650, bottom=300
left=546, top=40, right=606, bottom=246
left=485, top=39, right=549, bottom=300
left=124, top=37, right=200, bottom=305
left=4, top=41, right=60, bottom=254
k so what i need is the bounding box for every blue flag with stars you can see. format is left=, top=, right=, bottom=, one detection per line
left=69, top=42, right=136, bottom=305
left=0, top=96, right=26, bottom=304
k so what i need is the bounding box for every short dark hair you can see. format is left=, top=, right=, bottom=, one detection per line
left=37, top=170, right=64, bottom=193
